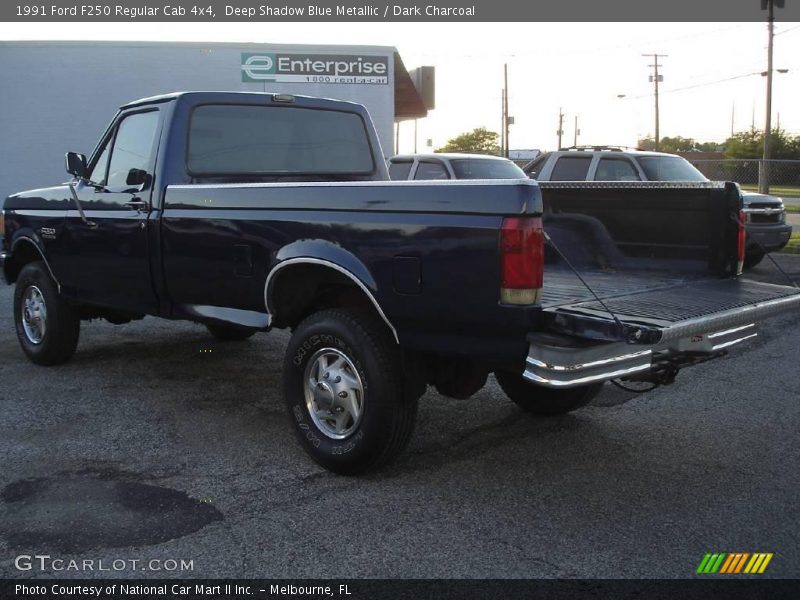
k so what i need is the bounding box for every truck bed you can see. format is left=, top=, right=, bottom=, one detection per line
left=535, top=181, right=800, bottom=346
left=542, top=269, right=706, bottom=309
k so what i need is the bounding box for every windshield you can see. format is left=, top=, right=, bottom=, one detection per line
left=450, top=158, right=525, bottom=179
left=637, top=156, right=708, bottom=182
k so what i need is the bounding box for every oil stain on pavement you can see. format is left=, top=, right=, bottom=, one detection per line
left=0, top=469, right=223, bottom=552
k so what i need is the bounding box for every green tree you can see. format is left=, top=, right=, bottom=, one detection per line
left=436, top=127, right=501, bottom=155
left=724, top=126, right=800, bottom=159
left=695, top=141, right=722, bottom=152
left=637, top=136, right=721, bottom=153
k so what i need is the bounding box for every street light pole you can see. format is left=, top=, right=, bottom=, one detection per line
left=501, top=87, right=506, bottom=157
left=503, top=63, right=510, bottom=158
left=643, top=53, right=667, bottom=152
left=760, top=0, right=776, bottom=193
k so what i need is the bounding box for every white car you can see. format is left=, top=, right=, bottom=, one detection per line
left=388, top=153, right=526, bottom=181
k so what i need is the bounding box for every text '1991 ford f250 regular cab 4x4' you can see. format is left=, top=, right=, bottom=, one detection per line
left=2, top=92, right=800, bottom=473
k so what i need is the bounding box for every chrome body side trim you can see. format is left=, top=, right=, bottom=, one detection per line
left=168, top=178, right=538, bottom=190
left=264, top=257, right=399, bottom=344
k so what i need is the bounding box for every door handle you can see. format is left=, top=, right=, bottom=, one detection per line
left=125, top=198, right=149, bottom=212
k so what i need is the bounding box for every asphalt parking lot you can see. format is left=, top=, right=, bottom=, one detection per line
left=1, top=257, right=799, bottom=579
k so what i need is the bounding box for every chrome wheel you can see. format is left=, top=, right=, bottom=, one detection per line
left=21, top=285, right=47, bottom=344
left=304, top=347, right=364, bottom=439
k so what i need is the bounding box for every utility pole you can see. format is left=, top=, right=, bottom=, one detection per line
left=731, top=103, right=735, bottom=137
left=573, top=115, right=580, bottom=147
left=643, top=53, right=667, bottom=152
left=759, top=0, right=784, bottom=193
left=503, top=63, right=510, bottom=157
left=557, top=107, right=564, bottom=150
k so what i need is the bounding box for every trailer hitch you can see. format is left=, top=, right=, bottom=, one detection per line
left=613, top=350, right=728, bottom=392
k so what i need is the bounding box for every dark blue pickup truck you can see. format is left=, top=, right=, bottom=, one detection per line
left=3, top=92, right=799, bottom=473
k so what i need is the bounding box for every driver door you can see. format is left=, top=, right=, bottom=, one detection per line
left=64, top=108, right=162, bottom=314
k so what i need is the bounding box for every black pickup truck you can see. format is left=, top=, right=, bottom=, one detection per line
left=2, top=92, right=799, bottom=473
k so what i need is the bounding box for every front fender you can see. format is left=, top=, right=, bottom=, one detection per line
left=4, top=232, right=60, bottom=289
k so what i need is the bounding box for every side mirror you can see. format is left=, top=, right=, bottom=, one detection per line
left=65, top=152, right=87, bottom=178
left=125, top=168, right=150, bottom=189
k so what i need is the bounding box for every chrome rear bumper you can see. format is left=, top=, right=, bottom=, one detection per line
left=524, top=323, right=759, bottom=388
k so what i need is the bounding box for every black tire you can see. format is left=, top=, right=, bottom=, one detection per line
left=14, top=261, right=80, bottom=366
left=283, top=309, right=418, bottom=475
left=743, top=250, right=766, bottom=269
left=205, top=322, right=257, bottom=341
left=494, top=370, right=602, bottom=416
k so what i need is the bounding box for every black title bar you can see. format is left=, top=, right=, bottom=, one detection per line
left=2, top=579, right=800, bottom=600
left=3, top=0, right=800, bottom=22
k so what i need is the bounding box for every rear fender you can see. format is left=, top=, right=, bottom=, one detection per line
left=264, top=239, right=397, bottom=342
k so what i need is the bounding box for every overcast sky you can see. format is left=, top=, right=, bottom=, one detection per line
left=2, top=21, right=798, bottom=153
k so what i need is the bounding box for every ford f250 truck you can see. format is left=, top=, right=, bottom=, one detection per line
left=2, top=92, right=799, bottom=474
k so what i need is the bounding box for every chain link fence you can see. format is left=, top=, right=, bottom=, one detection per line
left=687, top=159, right=800, bottom=198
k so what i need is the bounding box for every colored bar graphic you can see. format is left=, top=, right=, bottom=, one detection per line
left=744, top=554, right=761, bottom=574
left=711, top=554, right=725, bottom=573
left=758, top=553, right=773, bottom=574
left=719, top=554, right=736, bottom=574
left=699, top=552, right=773, bottom=575
left=734, top=553, right=749, bottom=573
left=696, top=554, right=712, bottom=574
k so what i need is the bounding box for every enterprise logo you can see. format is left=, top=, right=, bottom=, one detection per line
left=241, top=53, right=389, bottom=85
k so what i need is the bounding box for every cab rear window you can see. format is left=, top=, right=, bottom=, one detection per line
left=188, top=104, right=374, bottom=175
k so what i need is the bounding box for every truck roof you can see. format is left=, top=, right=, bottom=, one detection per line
left=391, top=153, right=513, bottom=162
left=120, top=91, right=367, bottom=112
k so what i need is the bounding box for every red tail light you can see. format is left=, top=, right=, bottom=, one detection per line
left=500, top=216, right=544, bottom=305
left=737, top=210, right=746, bottom=274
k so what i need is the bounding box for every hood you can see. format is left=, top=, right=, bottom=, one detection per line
left=741, top=191, right=783, bottom=207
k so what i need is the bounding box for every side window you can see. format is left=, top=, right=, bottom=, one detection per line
left=595, top=158, right=641, bottom=181
left=86, top=142, right=111, bottom=186
left=106, top=111, right=160, bottom=189
left=388, top=161, right=413, bottom=180
left=525, top=154, right=548, bottom=179
left=550, top=156, right=592, bottom=181
left=414, top=161, right=449, bottom=180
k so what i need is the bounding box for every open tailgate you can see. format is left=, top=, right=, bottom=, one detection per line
left=525, top=277, right=800, bottom=388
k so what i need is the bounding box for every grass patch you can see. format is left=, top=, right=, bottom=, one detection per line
left=784, top=204, right=800, bottom=214
left=740, top=184, right=800, bottom=198
left=782, top=232, right=800, bottom=254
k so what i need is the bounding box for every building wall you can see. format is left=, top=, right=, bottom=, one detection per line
left=0, top=41, right=397, bottom=202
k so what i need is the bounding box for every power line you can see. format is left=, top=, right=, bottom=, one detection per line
left=620, top=66, right=798, bottom=99
left=775, top=24, right=800, bottom=36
